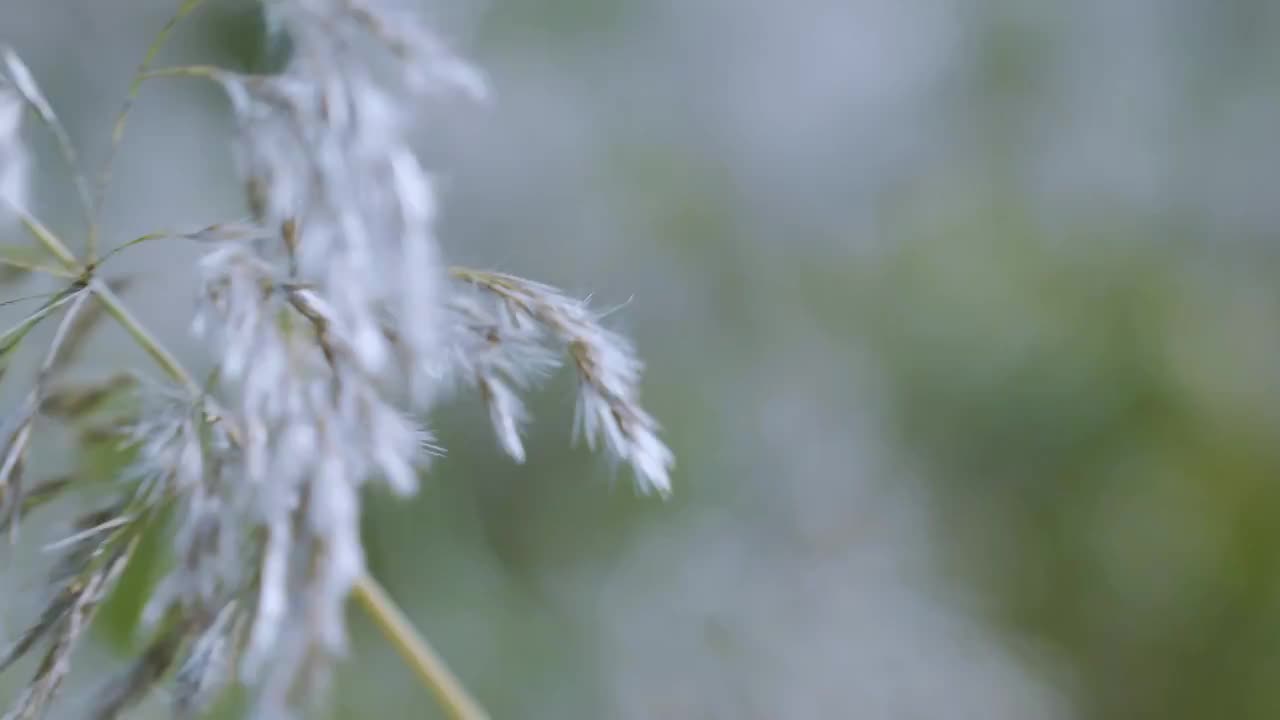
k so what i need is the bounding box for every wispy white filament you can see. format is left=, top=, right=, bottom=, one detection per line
left=0, top=76, right=27, bottom=219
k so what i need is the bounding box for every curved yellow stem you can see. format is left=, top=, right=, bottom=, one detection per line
left=352, top=574, right=490, bottom=720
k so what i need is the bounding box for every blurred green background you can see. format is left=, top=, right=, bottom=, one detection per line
left=3, top=0, right=1280, bottom=718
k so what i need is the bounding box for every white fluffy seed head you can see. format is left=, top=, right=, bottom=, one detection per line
left=186, top=2, right=482, bottom=699
left=0, top=2, right=671, bottom=717
left=217, top=0, right=483, bottom=404
left=193, top=241, right=436, bottom=688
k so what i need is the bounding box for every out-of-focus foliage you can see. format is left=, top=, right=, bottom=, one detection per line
left=837, top=208, right=1280, bottom=719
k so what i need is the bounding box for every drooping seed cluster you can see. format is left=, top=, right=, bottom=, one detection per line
left=447, top=270, right=675, bottom=496
left=0, top=0, right=674, bottom=717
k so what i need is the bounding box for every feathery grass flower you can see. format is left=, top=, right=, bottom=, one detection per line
left=0, top=1, right=673, bottom=717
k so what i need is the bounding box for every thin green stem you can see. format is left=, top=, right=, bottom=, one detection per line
left=25, top=107, right=94, bottom=253
left=352, top=575, right=490, bottom=720
left=38, top=123, right=94, bottom=247
left=1, top=50, right=96, bottom=247
left=13, top=210, right=79, bottom=270
left=95, top=0, right=210, bottom=260
left=138, top=65, right=225, bottom=82
left=0, top=259, right=76, bottom=279
left=97, top=232, right=172, bottom=267
left=0, top=291, right=66, bottom=308
left=88, top=279, right=199, bottom=396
